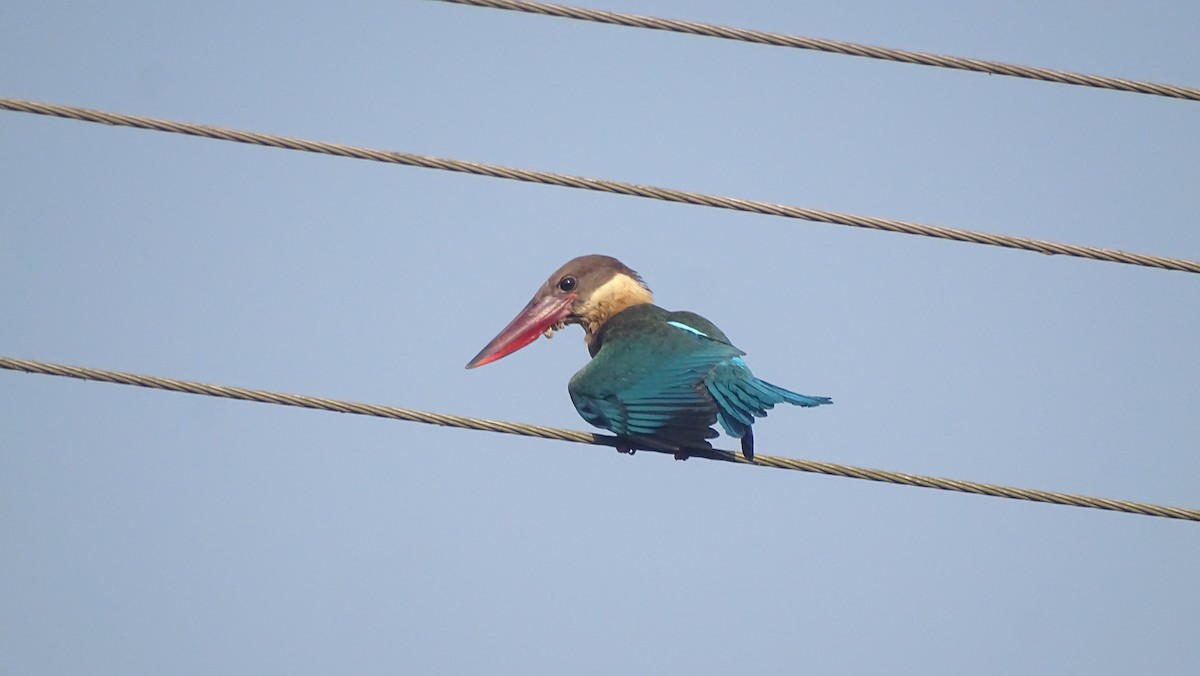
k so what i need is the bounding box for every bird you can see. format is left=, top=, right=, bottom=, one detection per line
left=465, top=255, right=831, bottom=461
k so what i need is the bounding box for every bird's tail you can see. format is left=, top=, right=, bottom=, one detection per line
left=707, top=368, right=832, bottom=461
left=740, top=426, right=755, bottom=461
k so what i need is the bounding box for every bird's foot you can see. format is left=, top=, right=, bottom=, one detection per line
left=615, top=444, right=636, bottom=456
left=673, top=451, right=690, bottom=461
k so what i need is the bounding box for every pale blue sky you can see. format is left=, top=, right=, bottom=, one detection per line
left=3, top=1, right=1198, bottom=674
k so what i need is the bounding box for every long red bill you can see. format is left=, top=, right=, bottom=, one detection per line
left=465, top=294, right=576, bottom=369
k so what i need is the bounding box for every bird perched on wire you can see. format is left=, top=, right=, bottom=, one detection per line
left=466, top=255, right=831, bottom=460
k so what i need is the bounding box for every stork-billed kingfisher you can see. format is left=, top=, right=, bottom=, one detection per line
left=465, top=255, right=831, bottom=460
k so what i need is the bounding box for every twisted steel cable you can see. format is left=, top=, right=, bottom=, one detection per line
left=3, top=356, right=1197, bottom=522
left=3, top=98, right=1198, bottom=274
left=435, top=0, right=1200, bottom=102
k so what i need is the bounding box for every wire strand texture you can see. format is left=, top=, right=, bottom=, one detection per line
left=2, top=355, right=1196, bottom=523
left=3, top=98, right=1198, bottom=275
left=435, top=0, right=1200, bottom=102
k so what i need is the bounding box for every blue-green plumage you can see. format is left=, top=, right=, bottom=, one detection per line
left=567, top=304, right=831, bottom=460
left=466, top=254, right=831, bottom=461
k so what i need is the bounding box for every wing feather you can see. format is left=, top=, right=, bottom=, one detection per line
left=568, top=304, right=830, bottom=454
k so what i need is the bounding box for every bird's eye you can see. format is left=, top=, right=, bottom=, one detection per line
left=558, top=276, right=577, bottom=292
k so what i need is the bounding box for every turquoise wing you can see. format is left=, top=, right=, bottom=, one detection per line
left=567, top=316, right=743, bottom=451
left=567, top=306, right=831, bottom=457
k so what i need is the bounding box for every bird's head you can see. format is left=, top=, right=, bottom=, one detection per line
left=465, top=254, right=653, bottom=368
